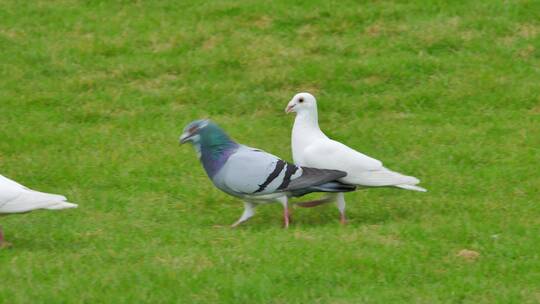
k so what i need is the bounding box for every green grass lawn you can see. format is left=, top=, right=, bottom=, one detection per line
left=1, top=0, right=539, bottom=302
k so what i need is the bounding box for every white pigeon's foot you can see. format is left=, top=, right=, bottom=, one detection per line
left=336, top=193, right=347, bottom=225
left=0, top=240, right=12, bottom=249
left=288, top=207, right=292, bottom=224
left=0, top=228, right=11, bottom=249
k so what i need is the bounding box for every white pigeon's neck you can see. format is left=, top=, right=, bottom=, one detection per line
left=291, top=107, right=326, bottom=165
left=294, top=108, right=321, bottom=131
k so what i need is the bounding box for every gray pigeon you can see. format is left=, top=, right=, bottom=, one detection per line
left=180, top=119, right=355, bottom=227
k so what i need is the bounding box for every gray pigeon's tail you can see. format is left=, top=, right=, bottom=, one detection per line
left=285, top=166, right=356, bottom=197
left=290, top=181, right=356, bottom=197
left=285, top=167, right=347, bottom=192
left=307, top=181, right=356, bottom=193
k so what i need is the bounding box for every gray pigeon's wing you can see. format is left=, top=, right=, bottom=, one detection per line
left=216, top=146, right=348, bottom=196
left=216, top=146, right=292, bottom=195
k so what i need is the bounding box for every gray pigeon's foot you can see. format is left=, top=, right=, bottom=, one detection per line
left=231, top=201, right=256, bottom=228
left=230, top=215, right=251, bottom=228
left=230, top=220, right=244, bottom=228
left=339, top=213, right=347, bottom=225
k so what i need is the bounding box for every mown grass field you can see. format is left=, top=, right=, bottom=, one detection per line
left=1, top=0, right=539, bottom=303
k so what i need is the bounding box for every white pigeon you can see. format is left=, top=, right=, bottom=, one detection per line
left=0, top=174, right=78, bottom=247
left=285, top=92, right=426, bottom=224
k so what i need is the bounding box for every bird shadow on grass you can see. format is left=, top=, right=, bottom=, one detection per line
left=214, top=201, right=413, bottom=231
left=287, top=199, right=415, bottom=228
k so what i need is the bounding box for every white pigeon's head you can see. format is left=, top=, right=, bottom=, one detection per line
left=285, top=92, right=317, bottom=114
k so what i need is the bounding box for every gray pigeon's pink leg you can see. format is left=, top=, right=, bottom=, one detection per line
left=231, top=202, right=256, bottom=228
left=336, top=193, right=347, bottom=225
left=278, top=196, right=290, bottom=228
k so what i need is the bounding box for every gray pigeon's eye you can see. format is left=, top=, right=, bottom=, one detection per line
left=189, top=126, right=198, bottom=133
left=298, top=98, right=304, bottom=103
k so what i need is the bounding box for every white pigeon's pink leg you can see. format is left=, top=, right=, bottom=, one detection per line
left=336, top=193, right=347, bottom=225
left=231, top=202, right=256, bottom=228
left=0, top=226, right=10, bottom=248
left=277, top=196, right=290, bottom=228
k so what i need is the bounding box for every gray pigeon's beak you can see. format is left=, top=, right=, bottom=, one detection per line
left=179, top=132, right=191, bottom=144
left=285, top=101, right=295, bottom=113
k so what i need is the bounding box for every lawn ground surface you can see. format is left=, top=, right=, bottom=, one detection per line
left=1, top=0, right=539, bottom=303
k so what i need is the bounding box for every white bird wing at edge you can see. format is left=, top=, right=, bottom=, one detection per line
left=0, top=175, right=77, bottom=213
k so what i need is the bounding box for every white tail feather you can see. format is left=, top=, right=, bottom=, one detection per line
left=346, top=168, right=421, bottom=187
left=0, top=191, right=78, bottom=213
left=0, top=174, right=78, bottom=214
left=44, top=202, right=78, bottom=210
left=395, top=184, right=427, bottom=192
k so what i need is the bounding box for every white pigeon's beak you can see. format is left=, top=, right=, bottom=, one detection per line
left=285, top=100, right=296, bottom=113
left=179, top=132, right=191, bottom=144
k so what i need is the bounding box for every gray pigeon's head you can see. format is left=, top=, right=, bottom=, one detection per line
left=179, top=119, right=236, bottom=148
left=180, top=119, right=238, bottom=177
left=179, top=119, right=210, bottom=145
left=285, top=92, right=317, bottom=114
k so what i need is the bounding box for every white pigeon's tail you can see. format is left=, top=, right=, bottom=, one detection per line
left=0, top=190, right=78, bottom=213
left=44, top=201, right=78, bottom=210
left=345, top=167, right=426, bottom=192
left=395, top=184, right=427, bottom=192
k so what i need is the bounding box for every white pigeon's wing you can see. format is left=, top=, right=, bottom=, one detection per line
left=0, top=175, right=77, bottom=214
left=302, top=140, right=423, bottom=187
left=0, top=174, right=29, bottom=190
left=302, top=138, right=383, bottom=172
left=0, top=191, right=77, bottom=213
left=0, top=176, right=22, bottom=208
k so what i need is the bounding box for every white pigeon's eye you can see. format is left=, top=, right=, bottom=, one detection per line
left=298, top=97, right=304, bottom=103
